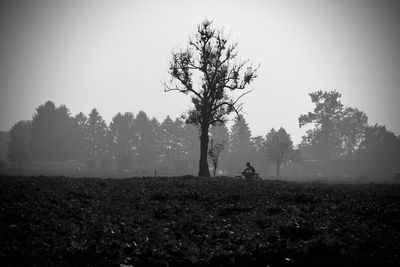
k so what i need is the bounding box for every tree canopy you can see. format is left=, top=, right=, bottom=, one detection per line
left=264, top=127, right=293, bottom=177
left=299, top=90, right=368, bottom=160
left=31, top=101, right=75, bottom=161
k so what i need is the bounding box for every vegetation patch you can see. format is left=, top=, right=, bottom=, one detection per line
left=1, top=175, right=400, bottom=266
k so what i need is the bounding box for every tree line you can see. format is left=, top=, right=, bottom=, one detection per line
left=298, top=90, right=400, bottom=178
left=6, top=89, right=400, bottom=178
left=4, top=20, right=400, bottom=178
left=5, top=100, right=289, bottom=176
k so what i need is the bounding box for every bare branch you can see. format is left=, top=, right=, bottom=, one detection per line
left=232, top=89, right=253, bottom=106
left=163, top=81, right=203, bottom=100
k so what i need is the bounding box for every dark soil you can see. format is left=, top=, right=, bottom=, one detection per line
left=1, top=175, right=399, bottom=266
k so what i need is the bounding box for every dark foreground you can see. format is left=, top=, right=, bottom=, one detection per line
left=1, top=176, right=399, bottom=266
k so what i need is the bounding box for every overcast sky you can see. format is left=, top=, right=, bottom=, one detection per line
left=0, top=0, right=399, bottom=144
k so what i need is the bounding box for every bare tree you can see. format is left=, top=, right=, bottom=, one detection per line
left=208, top=139, right=226, bottom=177
left=165, top=20, right=259, bottom=177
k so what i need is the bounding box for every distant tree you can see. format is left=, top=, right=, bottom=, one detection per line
left=159, top=116, right=186, bottom=173
left=0, top=131, right=9, bottom=167
left=339, top=107, right=368, bottom=158
left=31, top=101, right=75, bottom=161
left=165, top=19, right=259, bottom=177
left=132, top=111, right=160, bottom=172
left=288, top=145, right=303, bottom=164
left=73, top=112, right=89, bottom=162
left=227, top=115, right=253, bottom=173
left=249, top=135, right=269, bottom=174
left=149, top=117, right=162, bottom=164
left=8, top=120, right=32, bottom=168
left=230, top=115, right=253, bottom=153
left=172, top=118, right=191, bottom=172
left=86, top=109, right=112, bottom=170
left=251, top=135, right=265, bottom=153
left=181, top=123, right=200, bottom=174
left=109, top=112, right=135, bottom=170
left=208, top=139, right=226, bottom=177
left=264, top=127, right=293, bottom=177
left=210, top=123, right=230, bottom=144
left=299, top=90, right=367, bottom=160
left=357, top=124, right=400, bottom=176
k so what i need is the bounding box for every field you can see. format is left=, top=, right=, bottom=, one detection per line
left=1, top=175, right=399, bottom=266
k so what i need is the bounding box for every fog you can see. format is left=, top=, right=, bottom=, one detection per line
left=1, top=1, right=400, bottom=182
left=2, top=98, right=399, bottom=182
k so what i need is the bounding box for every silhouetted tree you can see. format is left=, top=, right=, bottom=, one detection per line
left=299, top=90, right=367, bottom=160
left=86, top=109, right=112, bottom=170
left=109, top=112, right=135, bottom=170
left=31, top=101, right=75, bottom=161
left=208, top=139, right=226, bottom=176
left=264, top=127, right=293, bottom=177
left=165, top=20, right=259, bottom=177
left=8, top=120, right=32, bottom=168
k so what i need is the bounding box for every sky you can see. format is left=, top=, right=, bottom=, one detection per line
left=0, top=0, right=399, bottom=144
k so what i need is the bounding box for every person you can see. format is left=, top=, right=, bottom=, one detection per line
left=243, top=162, right=256, bottom=178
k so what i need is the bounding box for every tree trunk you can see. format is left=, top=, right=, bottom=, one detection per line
left=213, top=163, right=217, bottom=177
left=276, top=161, right=281, bottom=177
left=198, top=123, right=211, bottom=177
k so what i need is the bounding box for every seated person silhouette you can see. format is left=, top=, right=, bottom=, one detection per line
left=243, top=162, right=256, bottom=179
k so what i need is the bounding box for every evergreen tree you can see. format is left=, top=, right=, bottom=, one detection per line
left=31, top=101, right=75, bottom=161
left=86, top=108, right=112, bottom=170
left=8, top=120, right=32, bottom=168
left=227, top=115, right=253, bottom=173
left=210, top=123, right=230, bottom=147
left=159, top=117, right=189, bottom=173
left=181, top=123, right=200, bottom=174
left=73, top=112, right=89, bottom=162
left=250, top=135, right=269, bottom=174
left=132, top=111, right=160, bottom=172
left=109, top=112, right=135, bottom=170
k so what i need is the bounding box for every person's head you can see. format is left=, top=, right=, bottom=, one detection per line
left=246, top=162, right=251, bottom=167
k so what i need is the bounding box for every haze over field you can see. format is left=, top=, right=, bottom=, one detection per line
left=0, top=0, right=400, bottom=144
